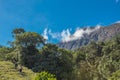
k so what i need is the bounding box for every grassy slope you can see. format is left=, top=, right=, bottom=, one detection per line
left=0, top=61, right=35, bottom=80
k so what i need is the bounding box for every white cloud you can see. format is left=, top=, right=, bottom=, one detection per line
left=42, top=28, right=48, bottom=40
left=48, top=30, right=61, bottom=39
left=61, top=29, right=71, bottom=42
left=42, top=25, right=101, bottom=42
left=42, top=28, right=61, bottom=41
left=61, top=25, right=101, bottom=42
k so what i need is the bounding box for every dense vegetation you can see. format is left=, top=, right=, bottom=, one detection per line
left=0, top=28, right=120, bottom=80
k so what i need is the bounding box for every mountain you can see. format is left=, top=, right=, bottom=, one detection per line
left=58, top=23, right=120, bottom=50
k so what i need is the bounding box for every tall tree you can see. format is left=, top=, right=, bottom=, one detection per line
left=12, top=28, right=45, bottom=68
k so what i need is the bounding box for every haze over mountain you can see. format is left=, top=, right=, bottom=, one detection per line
left=58, top=23, right=120, bottom=50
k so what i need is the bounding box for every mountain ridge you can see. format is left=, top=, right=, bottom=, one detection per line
left=58, top=23, right=120, bottom=50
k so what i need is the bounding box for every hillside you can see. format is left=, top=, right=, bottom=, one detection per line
left=58, top=23, right=120, bottom=50
left=0, top=61, right=35, bottom=80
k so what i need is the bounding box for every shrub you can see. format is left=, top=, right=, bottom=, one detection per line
left=35, top=71, right=57, bottom=80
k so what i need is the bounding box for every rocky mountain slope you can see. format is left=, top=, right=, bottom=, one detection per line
left=58, top=23, right=120, bottom=50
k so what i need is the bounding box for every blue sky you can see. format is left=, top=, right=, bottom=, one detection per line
left=0, top=0, right=120, bottom=45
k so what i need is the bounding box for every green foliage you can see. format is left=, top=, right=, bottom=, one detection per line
left=15, top=32, right=45, bottom=47
left=12, top=28, right=25, bottom=35
left=35, top=71, right=57, bottom=80
left=74, top=51, right=86, bottom=64
left=33, top=44, right=74, bottom=80
left=74, top=35, right=120, bottom=80
left=18, top=46, right=40, bottom=68
left=0, top=47, right=12, bottom=61
left=11, top=29, right=45, bottom=69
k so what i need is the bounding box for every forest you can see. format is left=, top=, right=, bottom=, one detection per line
left=0, top=28, right=120, bottom=80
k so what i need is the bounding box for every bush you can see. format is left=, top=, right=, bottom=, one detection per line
left=35, top=71, right=57, bottom=80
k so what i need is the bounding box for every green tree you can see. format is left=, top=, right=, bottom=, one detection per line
left=33, top=44, right=74, bottom=80
left=14, top=32, right=45, bottom=47
left=12, top=28, right=45, bottom=68
left=12, top=28, right=25, bottom=37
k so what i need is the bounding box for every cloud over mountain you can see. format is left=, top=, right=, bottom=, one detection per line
left=61, top=25, right=101, bottom=42
left=42, top=25, right=101, bottom=42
